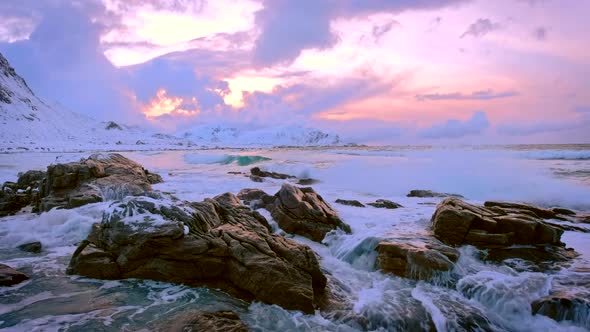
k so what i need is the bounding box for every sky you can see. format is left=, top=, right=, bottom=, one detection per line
left=0, top=0, right=589, bottom=144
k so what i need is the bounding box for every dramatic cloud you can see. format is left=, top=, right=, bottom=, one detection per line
left=419, top=111, right=490, bottom=139
left=416, top=89, right=518, bottom=101
left=460, top=18, right=501, bottom=38
left=253, top=0, right=470, bottom=66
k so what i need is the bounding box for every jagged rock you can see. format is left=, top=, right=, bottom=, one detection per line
left=154, top=310, right=249, bottom=332
left=67, top=194, right=329, bottom=314
left=432, top=198, right=564, bottom=247
left=367, top=199, right=403, bottom=209
left=0, top=263, right=29, bottom=286
left=335, top=199, right=365, bottom=208
left=39, top=153, right=161, bottom=212
left=250, top=167, right=295, bottom=180
left=432, top=198, right=575, bottom=267
left=407, top=190, right=464, bottom=198
left=268, top=184, right=351, bottom=241
left=237, top=188, right=274, bottom=209
left=376, top=240, right=459, bottom=281
left=532, top=292, right=590, bottom=328
left=484, top=201, right=567, bottom=220
left=0, top=170, right=46, bottom=216
left=17, top=170, right=45, bottom=189
left=18, top=241, right=42, bottom=253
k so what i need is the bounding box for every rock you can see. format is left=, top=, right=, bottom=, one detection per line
left=144, top=169, right=163, bottom=184
left=376, top=240, right=459, bottom=281
left=17, top=241, right=42, bottom=253
left=367, top=199, right=403, bottom=209
left=484, top=246, right=578, bottom=269
left=67, top=194, right=329, bottom=314
left=532, top=292, right=590, bottom=328
left=105, top=121, right=123, bottom=130
left=16, top=170, right=45, bottom=189
left=335, top=199, right=365, bottom=208
left=0, top=170, right=46, bottom=216
left=407, top=190, right=464, bottom=198
left=155, top=310, right=249, bottom=332
left=237, top=188, right=274, bottom=209
left=268, top=184, right=352, bottom=242
left=250, top=167, right=295, bottom=180
left=38, top=153, right=161, bottom=212
left=249, top=175, right=263, bottom=183
left=432, top=198, right=564, bottom=248
left=297, top=178, right=319, bottom=185
left=0, top=263, right=29, bottom=286
left=484, top=201, right=565, bottom=220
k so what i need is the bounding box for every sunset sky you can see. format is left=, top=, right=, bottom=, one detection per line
left=1, top=0, right=588, bottom=144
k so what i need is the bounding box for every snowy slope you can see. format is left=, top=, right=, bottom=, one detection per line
left=0, top=53, right=344, bottom=152
left=182, top=125, right=342, bottom=147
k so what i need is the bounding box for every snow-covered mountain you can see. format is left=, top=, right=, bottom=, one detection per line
left=0, top=52, right=344, bottom=152
left=182, top=125, right=342, bottom=147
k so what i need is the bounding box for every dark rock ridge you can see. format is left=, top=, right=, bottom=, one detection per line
left=335, top=199, right=365, bottom=208
left=408, top=190, right=464, bottom=198
left=105, top=121, right=123, bottom=130
left=367, top=199, right=403, bottom=209
left=0, top=153, right=163, bottom=216
left=0, top=263, right=29, bottom=286
left=154, top=310, right=249, bottom=332
left=67, top=193, right=329, bottom=314
left=18, top=241, right=42, bottom=253
left=377, top=240, right=459, bottom=282
left=249, top=167, right=318, bottom=185
left=268, top=184, right=352, bottom=242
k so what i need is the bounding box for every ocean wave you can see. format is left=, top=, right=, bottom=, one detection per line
left=521, top=150, right=590, bottom=160
left=183, top=154, right=271, bottom=166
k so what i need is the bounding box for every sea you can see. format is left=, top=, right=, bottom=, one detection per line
left=0, top=144, right=589, bottom=331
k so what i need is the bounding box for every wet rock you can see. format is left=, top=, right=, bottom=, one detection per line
left=432, top=197, right=564, bottom=248
left=532, top=292, right=590, bottom=328
left=376, top=240, right=459, bottom=281
left=156, top=310, right=249, bottom=332
left=367, top=199, right=403, bottom=209
left=268, top=184, right=351, bottom=242
left=249, top=175, right=263, bottom=183
left=16, top=170, right=45, bottom=189
left=17, top=241, right=42, bottom=253
left=250, top=167, right=295, bottom=180
left=484, top=246, right=578, bottom=269
left=0, top=170, right=46, bottom=216
left=237, top=188, right=274, bottom=209
left=407, top=190, right=464, bottom=198
left=39, top=153, right=161, bottom=212
left=335, top=199, right=365, bottom=208
left=67, top=193, right=329, bottom=314
left=0, top=263, right=29, bottom=286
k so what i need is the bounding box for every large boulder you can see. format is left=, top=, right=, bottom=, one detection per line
left=376, top=240, right=459, bottom=282
left=0, top=263, right=29, bottom=286
left=268, top=184, right=351, bottom=242
left=39, top=153, right=161, bottom=212
left=67, top=193, right=329, bottom=314
left=432, top=197, right=564, bottom=248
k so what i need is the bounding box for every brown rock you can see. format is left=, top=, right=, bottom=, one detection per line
left=237, top=188, right=275, bottom=209
left=0, top=263, right=29, bottom=286
left=268, top=184, right=351, bottom=242
left=532, top=291, right=590, bottom=328
left=67, top=193, right=328, bottom=314
left=367, top=199, right=403, bottom=209
left=376, top=240, right=459, bottom=281
left=432, top=198, right=564, bottom=248
left=250, top=167, right=295, bottom=180
left=335, top=199, right=365, bottom=208
left=155, top=310, right=249, bottom=332
left=39, top=153, right=162, bottom=212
